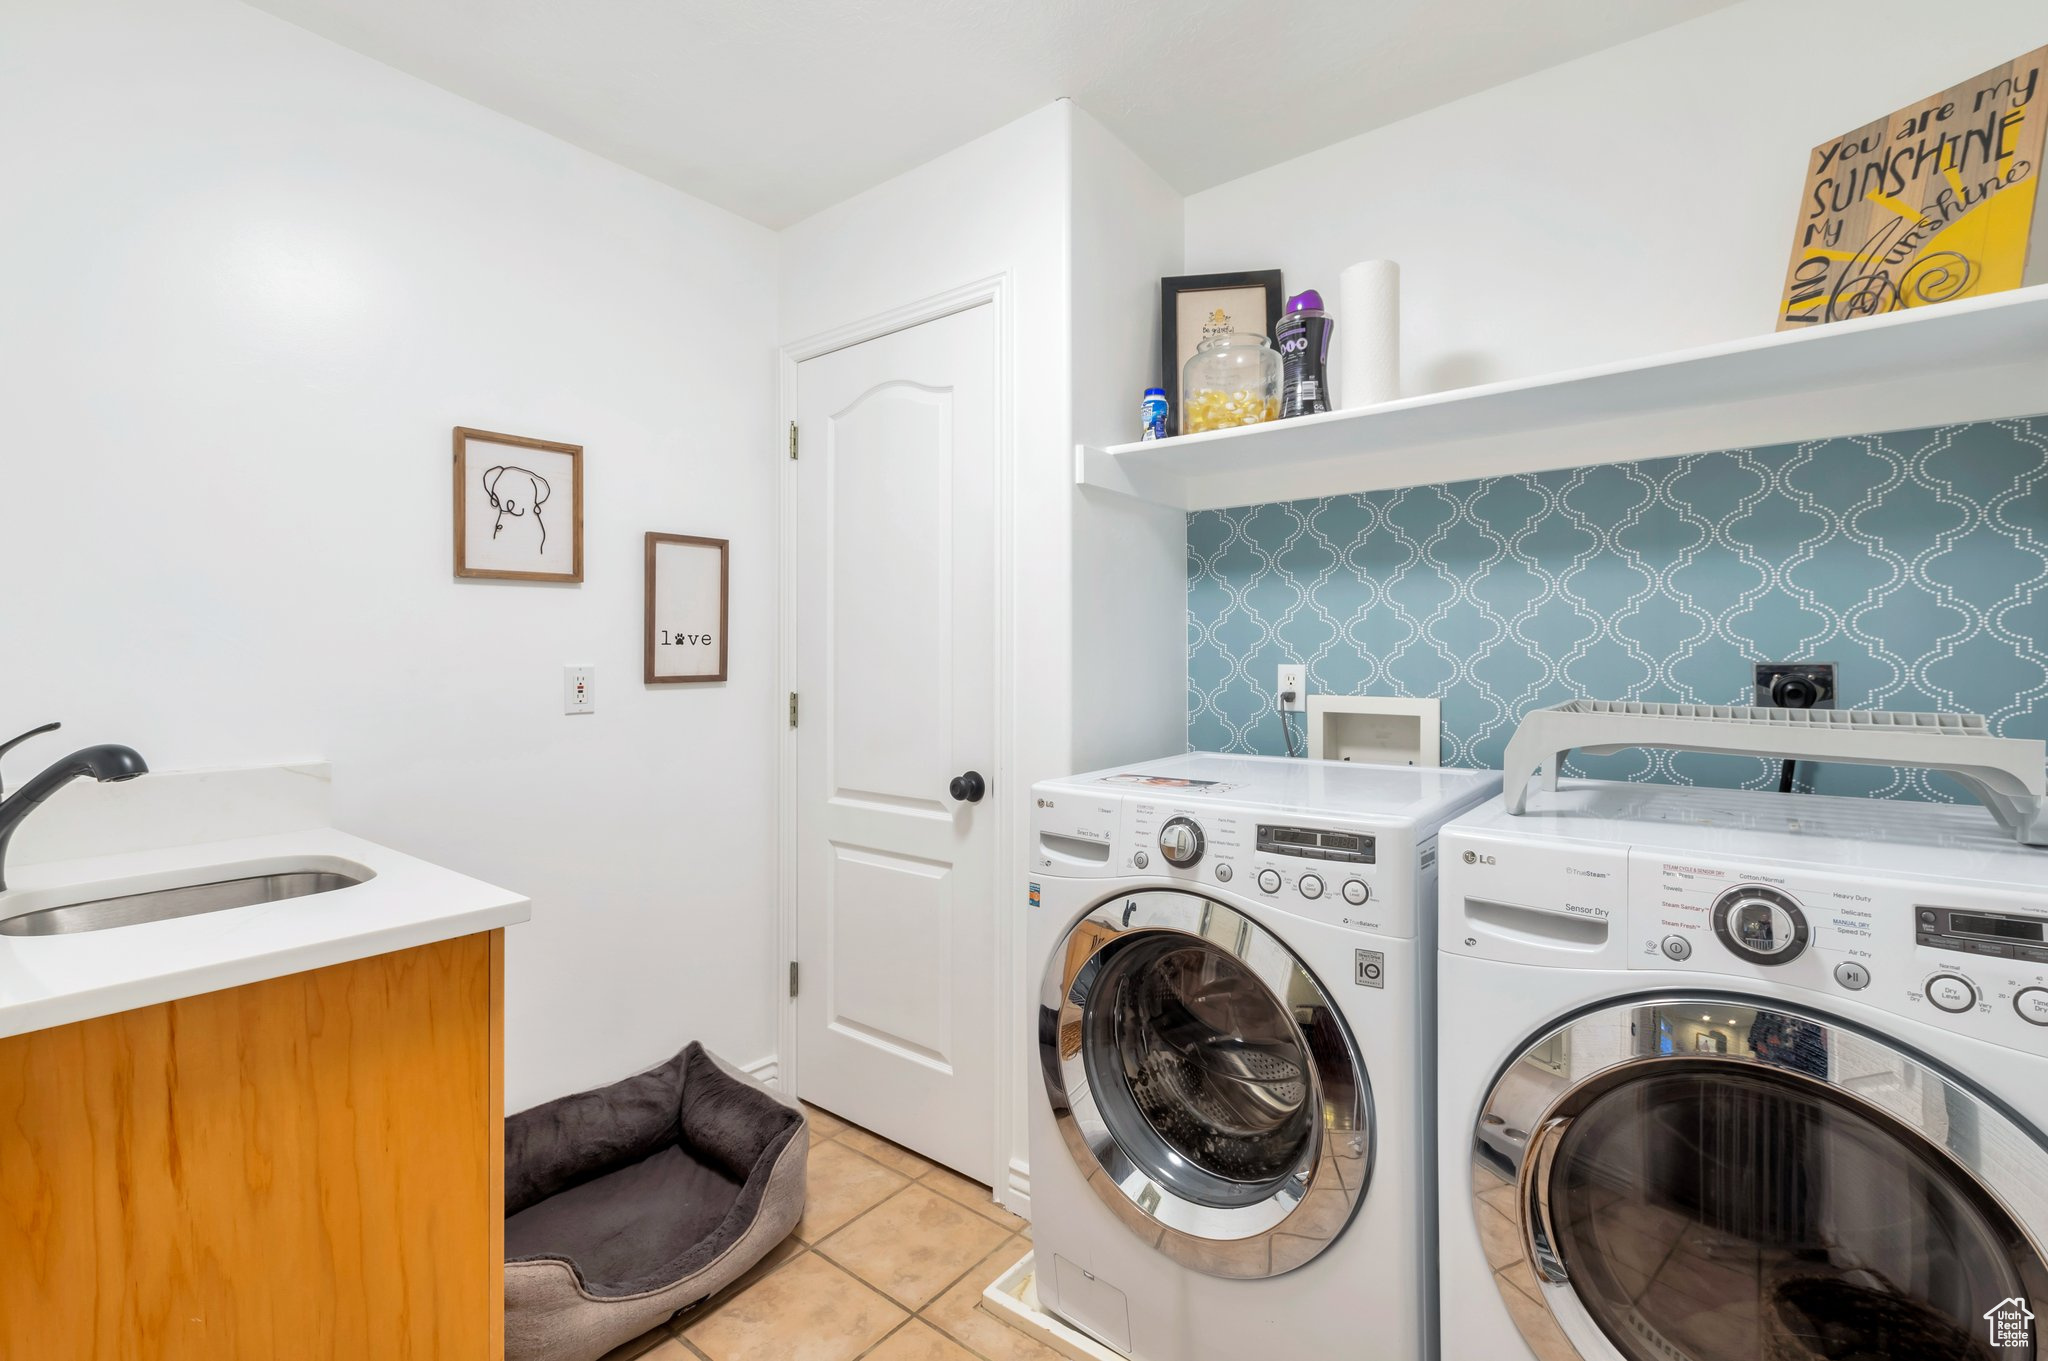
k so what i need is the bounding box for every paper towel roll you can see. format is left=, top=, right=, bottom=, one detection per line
left=1338, top=260, right=1400, bottom=408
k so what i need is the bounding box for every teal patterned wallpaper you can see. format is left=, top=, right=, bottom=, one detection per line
left=1187, top=420, right=2048, bottom=800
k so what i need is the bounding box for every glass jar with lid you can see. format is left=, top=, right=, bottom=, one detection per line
left=1180, top=332, right=1281, bottom=434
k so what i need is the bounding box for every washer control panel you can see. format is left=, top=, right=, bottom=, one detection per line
left=1256, top=824, right=1375, bottom=864
left=1099, top=800, right=1419, bottom=937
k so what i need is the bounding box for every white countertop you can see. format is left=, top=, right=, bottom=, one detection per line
left=0, top=828, right=530, bottom=1040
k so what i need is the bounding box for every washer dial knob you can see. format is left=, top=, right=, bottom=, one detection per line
left=1712, top=885, right=1810, bottom=966
left=1342, top=880, right=1369, bottom=906
left=1299, top=874, right=1325, bottom=901
left=1256, top=869, right=1283, bottom=894
left=1157, top=817, right=1205, bottom=867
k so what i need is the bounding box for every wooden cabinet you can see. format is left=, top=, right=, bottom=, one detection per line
left=0, top=931, right=505, bottom=1360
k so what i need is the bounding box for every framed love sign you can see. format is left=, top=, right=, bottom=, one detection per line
left=644, top=533, right=728, bottom=684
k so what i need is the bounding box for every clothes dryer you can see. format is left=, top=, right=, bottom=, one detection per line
left=1439, top=781, right=2048, bottom=1361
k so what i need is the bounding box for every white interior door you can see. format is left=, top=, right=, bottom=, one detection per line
left=792, top=302, right=997, bottom=1180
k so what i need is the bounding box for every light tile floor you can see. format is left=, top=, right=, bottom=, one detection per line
left=598, top=1104, right=1061, bottom=1361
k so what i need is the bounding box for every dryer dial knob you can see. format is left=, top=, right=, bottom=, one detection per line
left=1157, top=817, right=1205, bottom=867
left=2015, top=986, right=2048, bottom=1027
left=1712, top=885, right=1810, bottom=966
left=1926, top=974, right=1978, bottom=1015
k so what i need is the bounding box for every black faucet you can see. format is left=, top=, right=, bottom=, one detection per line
left=0, top=723, right=148, bottom=892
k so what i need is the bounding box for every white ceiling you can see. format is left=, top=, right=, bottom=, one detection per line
left=244, top=0, right=1738, bottom=228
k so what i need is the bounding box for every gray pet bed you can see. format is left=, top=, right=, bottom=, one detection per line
left=503, top=1042, right=807, bottom=1361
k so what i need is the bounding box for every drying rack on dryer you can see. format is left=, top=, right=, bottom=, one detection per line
left=1501, top=699, right=2048, bottom=846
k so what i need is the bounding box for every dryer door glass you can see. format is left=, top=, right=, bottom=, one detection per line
left=1476, top=998, right=2048, bottom=1361
left=1550, top=1066, right=2042, bottom=1361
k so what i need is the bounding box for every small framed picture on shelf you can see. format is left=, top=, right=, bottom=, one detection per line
left=1159, top=270, right=1283, bottom=435
left=453, top=427, right=583, bottom=582
left=644, top=532, right=729, bottom=684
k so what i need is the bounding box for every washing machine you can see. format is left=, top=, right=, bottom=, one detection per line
left=1028, top=752, right=1501, bottom=1361
left=1438, top=779, right=2048, bottom=1361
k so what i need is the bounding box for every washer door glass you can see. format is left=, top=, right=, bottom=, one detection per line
left=1040, top=889, right=1371, bottom=1278
left=1084, top=933, right=1315, bottom=1198
left=1551, top=1066, right=2043, bottom=1361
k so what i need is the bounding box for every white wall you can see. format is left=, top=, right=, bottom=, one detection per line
left=1185, top=0, right=2048, bottom=397
left=1068, top=108, right=1189, bottom=778
left=0, top=0, right=781, bottom=1112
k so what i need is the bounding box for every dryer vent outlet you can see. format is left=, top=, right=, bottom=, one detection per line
left=1754, top=662, right=1835, bottom=710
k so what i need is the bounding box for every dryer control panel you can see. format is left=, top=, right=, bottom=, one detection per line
left=1440, top=822, right=2048, bottom=1054
left=1631, top=855, right=2048, bottom=1051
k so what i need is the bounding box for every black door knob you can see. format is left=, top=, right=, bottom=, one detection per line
left=949, top=770, right=987, bottom=803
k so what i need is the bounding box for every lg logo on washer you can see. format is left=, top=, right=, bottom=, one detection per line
left=1463, top=850, right=1496, bottom=866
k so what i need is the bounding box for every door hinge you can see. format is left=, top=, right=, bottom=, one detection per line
left=788, top=692, right=799, bottom=728
left=789, top=961, right=799, bottom=997
left=788, top=421, right=798, bottom=459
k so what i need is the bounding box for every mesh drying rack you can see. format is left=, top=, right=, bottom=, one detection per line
left=1501, top=700, right=2048, bottom=847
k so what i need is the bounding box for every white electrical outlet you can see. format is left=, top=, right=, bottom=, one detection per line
left=564, top=665, right=595, bottom=714
left=1276, top=665, right=1307, bottom=712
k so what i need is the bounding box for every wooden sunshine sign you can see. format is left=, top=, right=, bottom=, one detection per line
left=1779, top=46, right=2048, bottom=328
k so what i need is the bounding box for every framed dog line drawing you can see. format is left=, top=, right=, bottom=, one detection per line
left=644, top=533, right=729, bottom=684
left=452, top=426, right=584, bottom=583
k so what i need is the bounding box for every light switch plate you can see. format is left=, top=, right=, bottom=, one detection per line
left=564, top=665, right=595, bottom=714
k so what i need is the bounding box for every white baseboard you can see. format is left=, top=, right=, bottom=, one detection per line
left=742, top=1056, right=780, bottom=1087
left=1003, top=1156, right=1032, bottom=1220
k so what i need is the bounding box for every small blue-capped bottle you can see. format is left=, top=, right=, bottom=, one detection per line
left=1141, top=387, right=1169, bottom=441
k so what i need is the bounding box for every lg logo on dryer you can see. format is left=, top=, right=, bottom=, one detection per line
left=1462, top=850, right=1496, bottom=866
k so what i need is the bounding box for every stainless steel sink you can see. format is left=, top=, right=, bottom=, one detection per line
left=0, top=869, right=366, bottom=937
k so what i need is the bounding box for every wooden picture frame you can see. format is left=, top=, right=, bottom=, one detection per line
left=644, top=533, right=729, bottom=684
left=1159, top=270, right=1283, bottom=435
left=453, top=427, right=584, bottom=582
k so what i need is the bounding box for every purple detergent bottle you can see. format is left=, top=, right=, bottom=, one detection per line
left=1276, top=289, right=1332, bottom=418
